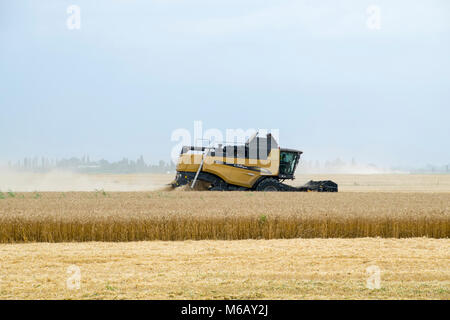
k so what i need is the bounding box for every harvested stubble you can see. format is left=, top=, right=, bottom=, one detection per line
left=0, top=192, right=448, bottom=242
left=1, top=239, right=449, bottom=299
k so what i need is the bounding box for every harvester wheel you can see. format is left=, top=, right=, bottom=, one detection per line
left=209, top=177, right=227, bottom=191
left=256, top=178, right=281, bottom=191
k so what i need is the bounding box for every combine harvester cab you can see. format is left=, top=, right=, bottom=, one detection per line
left=172, top=133, right=338, bottom=192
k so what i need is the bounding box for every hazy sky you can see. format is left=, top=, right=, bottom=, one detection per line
left=1, top=0, right=449, bottom=167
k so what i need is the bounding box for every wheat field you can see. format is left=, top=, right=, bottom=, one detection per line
left=0, top=174, right=449, bottom=300
left=0, top=191, right=448, bottom=242
left=0, top=238, right=448, bottom=299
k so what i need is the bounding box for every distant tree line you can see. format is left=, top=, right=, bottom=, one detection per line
left=403, top=164, right=450, bottom=174
left=8, top=156, right=176, bottom=174
left=297, top=158, right=449, bottom=174
left=6, top=156, right=449, bottom=174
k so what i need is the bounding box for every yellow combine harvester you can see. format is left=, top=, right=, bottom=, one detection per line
left=171, top=133, right=338, bottom=192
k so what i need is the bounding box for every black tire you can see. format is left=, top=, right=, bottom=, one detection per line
left=209, top=177, right=227, bottom=191
left=256, top=178, right=281, bottom=191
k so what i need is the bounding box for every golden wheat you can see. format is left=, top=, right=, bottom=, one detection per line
left=0, top=192, right=448, bottom=242
left=1, top=239, right=448, bottom=299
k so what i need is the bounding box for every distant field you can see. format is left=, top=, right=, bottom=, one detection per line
left=0, top=238, right=448, bottom=299
left=0, top=172, right=449, bottom=192
left=293, top=174, right=450, bottom=192
left=0, top=171, right=172, bottom=192
left=0, top=192, right=448, bottom=242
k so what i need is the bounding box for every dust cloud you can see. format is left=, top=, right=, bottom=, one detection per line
left=0, top=168, right=174, bottom=192
left=295, top=162, right=396, bottom=174
left=0, top=163, right=398, bottom=193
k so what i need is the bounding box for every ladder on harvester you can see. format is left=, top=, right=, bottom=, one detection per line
left=191, top=145, right=214, bottom=189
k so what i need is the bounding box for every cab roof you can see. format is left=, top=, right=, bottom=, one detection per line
left=280, top=148, right=303, bottom=154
